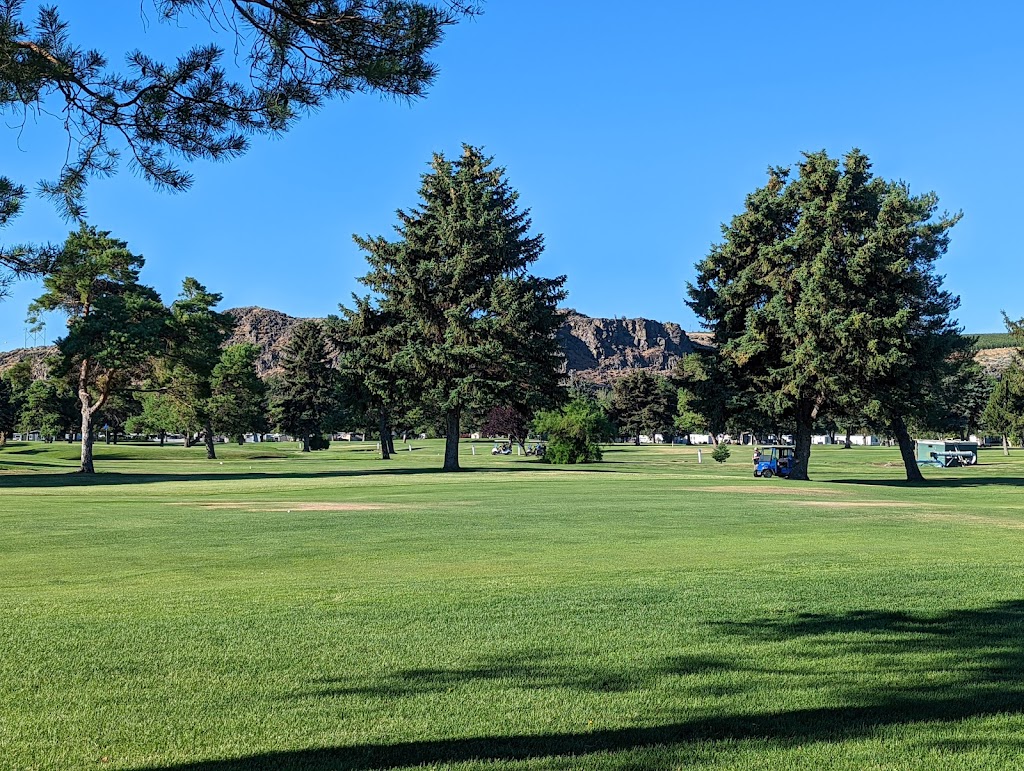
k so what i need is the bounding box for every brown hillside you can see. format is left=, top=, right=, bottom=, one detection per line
left=3, top=308, right=1010, bottom=384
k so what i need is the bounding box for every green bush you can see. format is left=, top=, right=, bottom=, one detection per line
left=545, top=436, right=602, bottom=464
left=309, top=434, right=331, bottom=451
left=711, top=444, right=731, bottom=463
left=533, top=397, right=611, bottom=464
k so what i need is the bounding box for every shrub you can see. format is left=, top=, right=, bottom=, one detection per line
left=533, top=397, right=612, bottom=464
left=310, top=434, right=331, bottom=451
left=711, top=444, right=731, bottom=463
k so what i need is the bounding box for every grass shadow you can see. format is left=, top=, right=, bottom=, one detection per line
left=829, top=477, right=1024, bottom=488
left=130, top=601, right=1024, bottom=769
left=0, top=464, right=622, bottom=488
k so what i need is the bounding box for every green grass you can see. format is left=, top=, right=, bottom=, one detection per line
left=3, top=439, right=1024, bottom=769
left=969, top=332, right=1017, bottom=350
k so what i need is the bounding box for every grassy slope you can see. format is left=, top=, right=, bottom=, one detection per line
left=2, top=440, right=1024, bottom=770
left=970, top=332, right=1016, bottom=350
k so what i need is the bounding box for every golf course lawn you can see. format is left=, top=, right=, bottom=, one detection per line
left=2, top=440, right=1024, bottom=770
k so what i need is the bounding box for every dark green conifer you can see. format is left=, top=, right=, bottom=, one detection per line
left=354, top=145, right=566, bottom=471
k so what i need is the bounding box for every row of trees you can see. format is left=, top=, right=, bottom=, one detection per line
left=0, top=146, right=570, bottom=473
left=0, top=227, right=361, bottom=471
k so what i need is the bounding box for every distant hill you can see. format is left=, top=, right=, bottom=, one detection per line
left=4, top=311, right=1016, bottom=383
left=970, top=332, right=1016, bottom=350
left=0, top=307, right=711, bottom=384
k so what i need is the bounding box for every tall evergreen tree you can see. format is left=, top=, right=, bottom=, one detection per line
left=28, top=225, right=167, bottom=472
left=354, top=145, right=566, bottom=471
left=609, top=370, right=676, bottom=445
left=331, top=301, right=408, bottom=460
left=983, top=364, right=1024, bottom=456
left=271, top=320, right=338, bottom=452
left=689, top=150, right=961, bottom=481
left=163, top=277, right=235, bottom=459
left=0, top=375, right=14, bottom=445
left=210, top=344, right=268, bottom=444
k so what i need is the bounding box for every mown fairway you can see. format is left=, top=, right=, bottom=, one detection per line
left=2, top=441, right=1024, bottom=770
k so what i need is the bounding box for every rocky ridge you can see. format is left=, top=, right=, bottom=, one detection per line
left=1, top=306, right=1014, bottom=383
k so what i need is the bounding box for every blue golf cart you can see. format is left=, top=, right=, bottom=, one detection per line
left=753, top=445, right=796, bottom=479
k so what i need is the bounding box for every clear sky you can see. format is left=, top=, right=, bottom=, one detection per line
left=2, top=0, right=1022, bottom=349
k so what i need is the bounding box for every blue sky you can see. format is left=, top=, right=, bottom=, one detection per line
left=2, top=0, right=1022, bottom=349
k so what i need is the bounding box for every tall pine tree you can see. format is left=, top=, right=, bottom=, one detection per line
left=28, top=225, right=167, bottom=472
left=164, top=278, right=235, bottom=459
left=354, top=145, right=566, bottom=471
left=271, top=320, right=338, bottom=452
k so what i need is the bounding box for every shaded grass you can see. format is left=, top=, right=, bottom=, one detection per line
left=2, top=441, right=1024, bottom=769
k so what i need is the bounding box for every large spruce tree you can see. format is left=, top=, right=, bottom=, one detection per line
left=353, top=145, right=566, bottom=471
left=689, top=150, right=961, bottom=481
left=271, top=320, right=338, bottom=452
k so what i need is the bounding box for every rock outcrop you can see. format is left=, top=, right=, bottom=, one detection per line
left=224, top=306, right=312, bottom=377
left=2, top=305, right=1013, bottom=384
left=557, top=311, right=709, bottom=383
left=0, top=346, right=53, bottom=378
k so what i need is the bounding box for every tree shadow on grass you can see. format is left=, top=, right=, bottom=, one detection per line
left=300, top=650, right=737, bottom=699
left=0, top=464, right=622, bottom=488
left=130, top=602, right=1024, bottom=770
left=828, top=477, right=1024, bottom=489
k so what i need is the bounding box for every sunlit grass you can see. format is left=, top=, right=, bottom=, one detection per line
left=2, top=440, right=1024, bottom=769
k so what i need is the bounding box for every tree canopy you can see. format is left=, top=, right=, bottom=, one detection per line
left=354, top=145, right=566, bottom=471
left=1, top=0, right=479, bottom=218
left=29, top=225, right=167, bottom=472
left=271, top=319, right=338, bottom=452
left=689, top=149, right=962, bottom=481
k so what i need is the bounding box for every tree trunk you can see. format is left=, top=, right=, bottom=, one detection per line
left=79, top=407, right=95, bottom=474
left=634, top=434, right=640, bottom=446
left=237, top=435, right=245, bottom=446
left=443, top=409, right=461, bottom=471
left=204, top=421, right=217, bottom=460
left=790, top=407, right=814, bottom=481
left=379, top=410, right=391, bottom=460
left=1003, top=434, right=1010, bottom=456
left=301, top=434, right=310, bottom=452
left=893, top=416, right=924, bottom=482
left=387, top=432, right=396, bottom=456
left=843, top=428, right=851, bottom=449
left=158, top=430, right=165, bottom=447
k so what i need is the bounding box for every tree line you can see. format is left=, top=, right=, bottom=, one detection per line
left=2, top=145, right=1022, bottom=480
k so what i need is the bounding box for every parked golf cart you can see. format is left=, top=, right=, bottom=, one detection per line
left=753, top=445, right=796, bottom=479
left=491, top=442, right=512, bottom=456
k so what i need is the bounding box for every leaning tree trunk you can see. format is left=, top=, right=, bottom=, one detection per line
left=443, top=409, right=461, bottom=472
left=1003, top=434, right=1010, bottom=457
left=387, top=431, right=396, bottom=456
left=892, top=416, right=924, bottom=482
left=379, top=410, right=391, bottom=460
left=204, top=420, right=217, bottom=460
